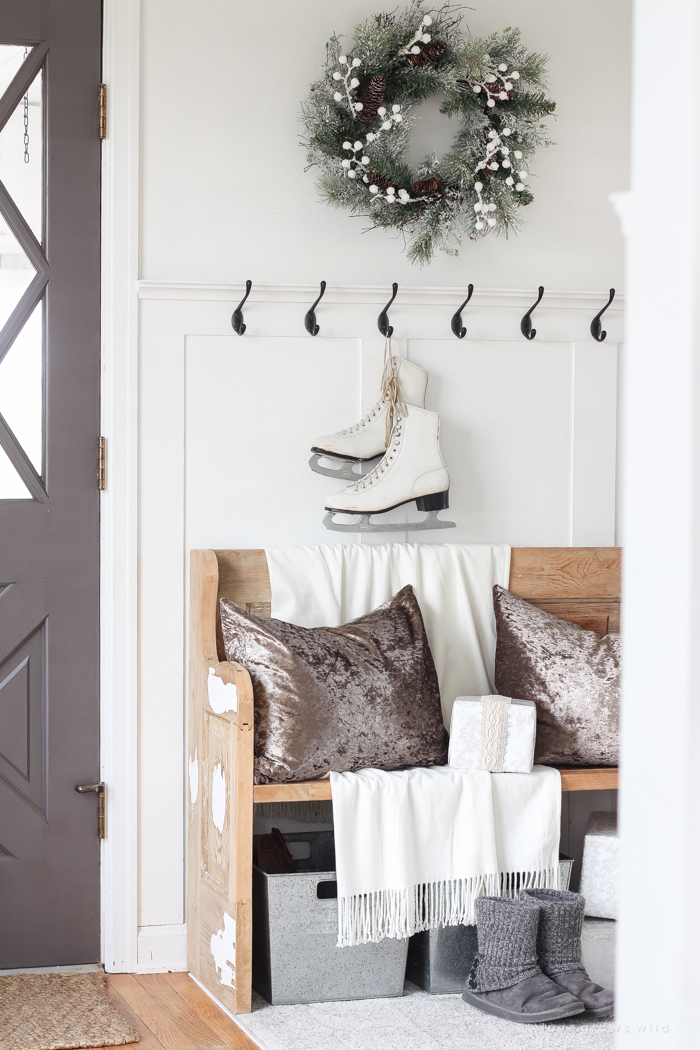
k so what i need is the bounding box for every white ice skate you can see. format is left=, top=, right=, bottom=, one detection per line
left=323, top=405, right=456, bottom=533
left=310, top=355, right=428, bottom=483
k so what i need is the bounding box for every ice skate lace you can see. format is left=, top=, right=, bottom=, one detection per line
left=340, top=337, right=407, bottom=446
left=351, top=419, right=403, bottom=491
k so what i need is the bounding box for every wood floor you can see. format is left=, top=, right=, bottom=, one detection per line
left=105, top=973, right=260, bottom=1050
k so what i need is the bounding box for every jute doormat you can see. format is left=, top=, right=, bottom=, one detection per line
left=0, top=972, right=140, bottom=1050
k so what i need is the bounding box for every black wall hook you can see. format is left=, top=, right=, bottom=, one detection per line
left=521, top=286, right=544, bottom=340
left=305, top=281, right=327, bottom=336
left=378, top=283, right=398, bottom=337
left=590, top=289, right=616, bottom=342
left=451, top=285, right=474, bottom=339
left=231, top=280, right=252, bottom=336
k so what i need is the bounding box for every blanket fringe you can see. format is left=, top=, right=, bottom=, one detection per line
left=337, top=866, right=561, bottom=947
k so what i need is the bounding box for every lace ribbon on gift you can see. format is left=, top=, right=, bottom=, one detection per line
left=477, top=695, right=512, bottom=772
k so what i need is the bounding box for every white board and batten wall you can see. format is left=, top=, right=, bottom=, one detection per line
left=102, top=0, right=631, bottom=970
left=137, top=290, right=623, bottom=968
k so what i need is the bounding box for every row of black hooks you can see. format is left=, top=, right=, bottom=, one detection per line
left=232, top=281, right=617, bottom=344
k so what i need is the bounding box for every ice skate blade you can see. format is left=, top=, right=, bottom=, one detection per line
left=309, top=453, right=381, bottom=483
left=323, top=510, right=456, bottom=533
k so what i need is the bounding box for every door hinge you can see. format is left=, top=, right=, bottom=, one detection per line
left=75, top=782, right=106, bottom=839
left=99, top=83, right=107, bottom=139
left=98, top=436, right=106, bottom=490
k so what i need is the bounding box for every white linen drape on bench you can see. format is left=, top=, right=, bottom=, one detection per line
left=266, top=542, right=511, bottom=727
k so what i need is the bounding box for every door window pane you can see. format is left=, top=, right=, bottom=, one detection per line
left=0, top=69, right=43, bottom=242
left=0, top=46, right=26, bottom=98
left=0, top=221, right=35, bottom=331
left=0, top=300, right=43, bottom=472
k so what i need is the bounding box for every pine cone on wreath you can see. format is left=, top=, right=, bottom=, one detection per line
left=482, top=83, right=515, bottom=103
left=407, top=41, right=448, bottom=67
left=411, top=176, right=443, bottom=196
left=364, top=171, right=393, bottom=191
left=358, top=74, right=386, bottom=125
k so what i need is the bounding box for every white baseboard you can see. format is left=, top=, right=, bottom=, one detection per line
left=135, top=923, right=187, bottom=973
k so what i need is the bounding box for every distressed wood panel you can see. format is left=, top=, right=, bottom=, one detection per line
left=203, top=713, right=232, bottom=888
left=188, top=551, right=254, bottom=1014
left=509, top=547, right=621, bottom=600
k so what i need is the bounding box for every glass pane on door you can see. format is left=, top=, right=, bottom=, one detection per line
left=0, top=299, right=43, bottom=473
left=0, top=222, right=35, bottom=332
left=0, top=46, right=26, bottom=98
left=0, top=68, right=43, bottom=241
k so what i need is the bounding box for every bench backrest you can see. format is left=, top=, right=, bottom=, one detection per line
left=210, top=547, right=621, bottom=659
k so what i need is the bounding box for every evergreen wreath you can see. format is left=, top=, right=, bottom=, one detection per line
left=301, top=2, right=555, bottom=265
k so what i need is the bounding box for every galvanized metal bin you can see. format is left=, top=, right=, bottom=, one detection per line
left=406, top=853, right=575, bottom=994
left=252, top=831, right=409, bottom=1005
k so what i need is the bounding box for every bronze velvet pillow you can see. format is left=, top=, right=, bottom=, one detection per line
left=493, top=585, right=620, bottom=766
left=220, top=584, right=448, bottom=784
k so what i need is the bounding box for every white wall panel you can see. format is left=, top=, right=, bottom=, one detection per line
left=409, top=339, right=573, bottom=544
left=185, top=335, right=361, bottom=550
left=572, top=343, right=619, bottom=546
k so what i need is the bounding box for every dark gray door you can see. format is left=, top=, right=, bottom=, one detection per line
left=0, top=0, right=102, bottom=965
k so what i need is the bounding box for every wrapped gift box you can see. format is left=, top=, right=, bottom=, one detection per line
left=448, top=695, right=537, bottom=774
left=579, top=811, right=618, bottom=920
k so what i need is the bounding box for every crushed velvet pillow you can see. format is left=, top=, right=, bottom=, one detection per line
left=493, top=585, right=620, bottom=766
left=220, top=584, right=448, bottom=784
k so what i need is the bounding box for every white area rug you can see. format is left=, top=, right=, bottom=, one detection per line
left=234, top=983, right=614, bottom=1050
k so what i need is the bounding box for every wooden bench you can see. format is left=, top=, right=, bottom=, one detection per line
left=187, top=547, right=620, bottom=1014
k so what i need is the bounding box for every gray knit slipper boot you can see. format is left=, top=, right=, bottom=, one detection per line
left=521, top=888, right=614, bottom=1018
left=461, top=897, right=585, bottom=1024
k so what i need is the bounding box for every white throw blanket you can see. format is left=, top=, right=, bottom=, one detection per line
left=266, top=542, right=511, bottom=726
left=330, top=765, right=562, bottom=946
